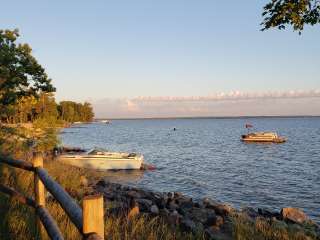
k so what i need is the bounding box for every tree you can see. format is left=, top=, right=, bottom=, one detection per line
left=34, top=92, right=58, bottom=120
left=261, top=0, right=320, bottom=33
left=58, top=101, right=94, bottom=123
left=0, top=29, right=55, bottom=107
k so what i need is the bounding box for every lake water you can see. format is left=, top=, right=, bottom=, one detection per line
left=60, top=117, right=320, bottom=222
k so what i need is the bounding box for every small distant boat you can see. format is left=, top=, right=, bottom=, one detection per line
left=241, top=132, right=286, bottom=143
left=241, top=123, right=286, bottom=143
left=73, top=121, right=82, bottom=124
left=57, top=148, right=144, bottom=170
left=101, top=120, right=111, bottom=124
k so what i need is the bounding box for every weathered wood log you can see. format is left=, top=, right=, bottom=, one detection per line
left=35, top=167, right=83, bottom=232
left=36, top=206, right=64, bottom=240
left=0, top=156, right=34, bottom=171
left=33, top=153, right=46, bottom=238
left=0, top=184, right=36, bottom=207
left=33, top=153, right=46, bottom=207
left=83, top=195, right=104, bottom=239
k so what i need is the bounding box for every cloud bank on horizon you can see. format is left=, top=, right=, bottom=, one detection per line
left=93, top=90, right=320, bottom=118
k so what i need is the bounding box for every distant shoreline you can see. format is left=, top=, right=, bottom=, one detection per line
left=95, top=115, right=320, bottom=121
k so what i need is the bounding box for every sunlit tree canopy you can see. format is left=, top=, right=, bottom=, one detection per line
left=261, top=0, right=320, bottom=33
left=0, top=29, right=55, bottom=106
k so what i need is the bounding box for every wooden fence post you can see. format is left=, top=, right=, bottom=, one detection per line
left=33, top=152, right=46, bottom=238
left=83, top=195, right=104, bottom=239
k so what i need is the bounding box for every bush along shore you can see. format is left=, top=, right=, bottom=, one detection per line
left=92, top=179, right=320, bottom=240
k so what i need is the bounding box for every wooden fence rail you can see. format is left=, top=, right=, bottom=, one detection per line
left=0, top=153, right=104, bottom=240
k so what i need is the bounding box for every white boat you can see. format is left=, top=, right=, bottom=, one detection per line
left=100, top=120, right=110, bottom=124
left=57, top=148, right=144, bottom=170
left=241, top=132, right=286, bottom=143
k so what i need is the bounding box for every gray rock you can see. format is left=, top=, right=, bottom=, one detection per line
left=136, top=198, right=153, bottom=207
left=103, top=191, right=116, bottom=201
left=258, top=208, right=279, bottom=218
left=179, top=201, right=194, bottom=210
left=205, top=215, right=217, bottom=227
left=203, top=197, right=220, bottom=207
left=120, top=185, right=130, bottom=191
left=180, top=218, right=197, bottom=232
left=169, top=201, right=179, bottom=211
left=209, top=203, right=234, bottom=216
left=126, top=190, right=142, bottom=199
left=159, top=208, right=170, bottom=216
left=193, top=202, right=200, bottom=208
left=174, top=192, right=183, bottom=198
left=97, top=179, right=107, bottom=187
left=203, top=197, right=234, bottom=216
left=153, top=194, right=166, bottom=209
left=136, top=198, right=153, bottom=211
left=215, top=216, right=224, bottom=227
left=172, top=210, right=179, bottom=215
left=175, top=195, right=192, bottom=205
left=242, top=207, right=259, bottom=219
left=150, top=205, right=159, bottom=214
left=205, top=215, right=224, bottom=228
left=188, top=208, right=216, bottom=224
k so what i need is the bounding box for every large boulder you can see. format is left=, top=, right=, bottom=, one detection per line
left=180, top=218, right=197, bottom=232
left=281, top=207, right=308, bottom=224
left=188, top=208, right=216, bottom=225
left=258, top=208, right=279, bottom=218
left=136, top=198, right=153, bottom=211
left=168, top=201, right=179, bottom=211
left=241, top=207, right=259, bottom=219
left=126, top=190, right=142, bottom=199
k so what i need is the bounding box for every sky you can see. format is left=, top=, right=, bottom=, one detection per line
left=1, top=1, right=319, bottom=118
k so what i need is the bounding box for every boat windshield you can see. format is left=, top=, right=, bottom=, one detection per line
left=86, top=148, right=108, bottom=155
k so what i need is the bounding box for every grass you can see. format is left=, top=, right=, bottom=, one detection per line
left=0, top=160, right=205, bottom=240
left=231, top=212, right=318, bottom=240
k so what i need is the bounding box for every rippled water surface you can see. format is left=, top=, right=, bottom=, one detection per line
left=60, top=117, right=320, bottom=221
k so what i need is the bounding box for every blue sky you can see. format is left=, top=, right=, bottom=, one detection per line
left=1, top=1, right=319, bottom=117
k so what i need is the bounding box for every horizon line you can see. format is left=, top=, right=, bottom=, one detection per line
left=94, top=115, right=320, bottom=121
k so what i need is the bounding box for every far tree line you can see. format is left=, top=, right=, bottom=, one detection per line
left=0, top=92, right=94, bottom=124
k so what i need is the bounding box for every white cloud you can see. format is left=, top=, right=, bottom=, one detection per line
left=93, top=90, right=320, bottom=118
left=131, top=90, right=320, bottom=102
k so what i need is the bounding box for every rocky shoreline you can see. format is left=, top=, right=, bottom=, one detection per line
left=94, top=179, right=320, bottom=240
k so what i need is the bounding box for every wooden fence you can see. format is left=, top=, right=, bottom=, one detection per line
left=0, top=153, right=104, bottom=240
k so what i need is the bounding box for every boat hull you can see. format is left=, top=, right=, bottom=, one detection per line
left=57, top=156, right=143, bottom=170
left=241, top=137, right=286, bottom=143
